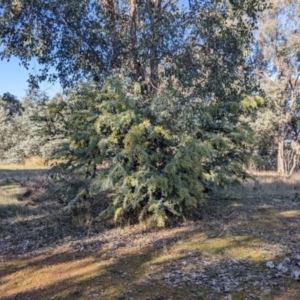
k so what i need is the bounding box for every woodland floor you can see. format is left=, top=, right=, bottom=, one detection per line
left=1, top=169, right=300, bottom=299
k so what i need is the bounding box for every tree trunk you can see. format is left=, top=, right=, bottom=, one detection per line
left=277, top=138, right=285, bottom=174
left=277, top=122, right=288, bottom=174
left=288, top=151, right=297, bottom=176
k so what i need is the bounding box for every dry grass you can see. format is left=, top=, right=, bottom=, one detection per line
left=234, top=171, right=300, bottom=198
left=0, top=157, right=49, bottom=170
left=1, top=170, right=300, bottom=299
left=0, top=184, right=31, bottom=218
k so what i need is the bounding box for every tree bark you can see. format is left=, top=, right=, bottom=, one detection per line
left=277, top=138, right=285, bottom=174
left=288, top=151, right=297, bottom=176
left=277, top=121, right=286, bottom=176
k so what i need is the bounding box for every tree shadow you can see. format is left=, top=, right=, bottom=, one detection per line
left=0, top=204, right=34, bottom=219
left=1, top=171, right=300, bottom=299
left=0, top=169, right=49, bottom=183
left=1, top=224, right=299, bottom=300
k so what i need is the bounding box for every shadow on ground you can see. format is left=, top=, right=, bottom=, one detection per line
left=1, top=170, right=300, bottom=299
left=0, top=169, right=49, bottom=182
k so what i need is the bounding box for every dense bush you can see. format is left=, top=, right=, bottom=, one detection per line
left=44, top=77, right=253, bottom=226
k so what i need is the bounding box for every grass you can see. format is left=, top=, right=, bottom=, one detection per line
left=0, top=184, right=32, bottom=218
left=1, top=168, right=300, bottom=299
left=0, top=157, right=49, bottom=170
left=245, top=170, right=300, bottom=194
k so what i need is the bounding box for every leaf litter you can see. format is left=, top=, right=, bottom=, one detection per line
left=1, top=173, right=300, bottom=299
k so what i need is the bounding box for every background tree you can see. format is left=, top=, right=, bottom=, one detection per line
left=0, top=93, right=36, bottom=163
left=22, top=89, right=64, bottom=159
left=251, top=0, right=300, bottom=174
left=0, top=0, right=265, bottom=225
left=0, top=90, right=57, bottom=164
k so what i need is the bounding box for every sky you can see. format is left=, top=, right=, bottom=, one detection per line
left=0, top=56, right=62, bottom=100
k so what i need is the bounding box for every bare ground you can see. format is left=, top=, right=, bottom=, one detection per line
left=1, top=170, right=300, bottom=300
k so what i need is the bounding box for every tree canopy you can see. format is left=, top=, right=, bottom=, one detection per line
left=1, top=0, right=264, bottom=88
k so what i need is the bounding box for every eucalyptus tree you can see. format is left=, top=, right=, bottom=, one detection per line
left=0, top=94, right=25, bottom=163
left=1, top=0, right=265, bottom=225
left=251, top=0, right=300, bottom=174
left=0, top=92, right=49, bottom=163
left=0, top=0, right=263, bottom=91
left=0, top=93, right=28, bottom=162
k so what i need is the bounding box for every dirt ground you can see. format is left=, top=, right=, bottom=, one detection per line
left=1, top=170, right=300, bottom=299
